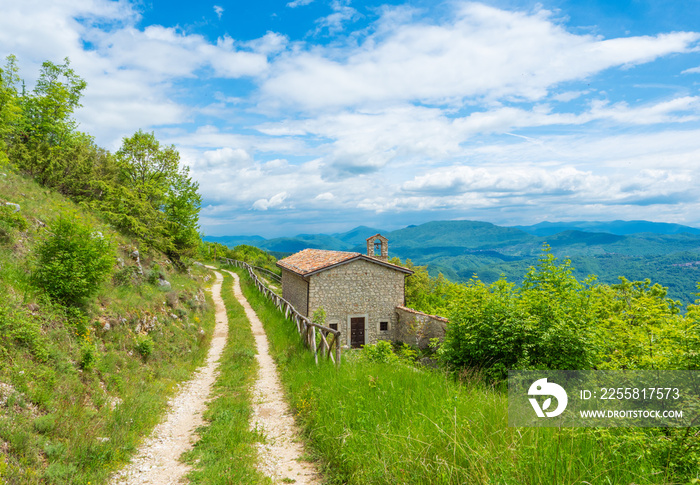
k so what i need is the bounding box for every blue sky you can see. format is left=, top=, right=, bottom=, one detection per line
left=2, top=0, right=700, bottom=237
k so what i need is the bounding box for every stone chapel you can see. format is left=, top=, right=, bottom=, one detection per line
left=276, top=234, right=413, bottom=348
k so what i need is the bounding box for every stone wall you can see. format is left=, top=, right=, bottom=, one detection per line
left=394, top=306, right=448, bottom=349
left=281, top=269, right=309, bottom=316
left=307, top=259, right=406, bottom=348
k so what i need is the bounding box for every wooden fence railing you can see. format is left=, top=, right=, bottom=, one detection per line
left=220, top=257, right=341, bottom=366
left=249, top=264, right=282, bottom=283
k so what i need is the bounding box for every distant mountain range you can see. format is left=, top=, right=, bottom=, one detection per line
left=512, top=220, right=700, bottom=237
left=205, top=220, right=700, bottom=305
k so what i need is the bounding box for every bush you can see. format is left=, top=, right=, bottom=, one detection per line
left=440, top=249, right=595, bottom=380
left=32, top=215, right=114, bottom=306
left=135, top=334, right=154, bottom=359
left=79, top=340, right=99, bottom=370
left=0, top=203, right=28, bottom=240
left=146, top=264, right=164, bottom=285
left=361, top=340, right=400, bottom=364
left=112, top=265, right=138, bottom=286
left=0, top=301, right=49, bottom=361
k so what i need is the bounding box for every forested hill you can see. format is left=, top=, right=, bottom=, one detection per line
left=206, top=219, right=700, bottom=304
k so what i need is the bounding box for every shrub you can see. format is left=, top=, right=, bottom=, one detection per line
left=440, top=249, right=595, bottom=380
left=146, top=264, right=164, bottom=285
left=0, top=301, right=49, bottom=361
left=361, top=340, right=399, bottom=364
left=135, top=334, right=154, bottom=359
left=0, top=203, right=28, bottom=240
left=79, top=340, right=99, bottom=370
left=311, top=307, right=326, bottom=325
left=32, top=215, right=114, bottom=306
left=113, top=265, right=138, bottom=286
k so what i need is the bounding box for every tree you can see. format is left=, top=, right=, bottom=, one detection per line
left=162, top=166, right=202, bottom=258
left=110, top=130, right=202, bottom=264
left=116, top=130, right=180, bottom=204
left=389, top=256, right=451, bottom=314
left=592, top=277, right=695, bottom=370
left=22, top=57, right=86, bottom=146
left=440, top=247, right=597, bottom=379
left=0, top=55, right=22, bottom=164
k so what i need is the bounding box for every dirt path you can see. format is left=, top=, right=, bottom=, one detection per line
left=111, top=269, right=229, bottom=485
left=110, top=267, right=319, bottom=485
left=222, top=269, right=321, bottom=485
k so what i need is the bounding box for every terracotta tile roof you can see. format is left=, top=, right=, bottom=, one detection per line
left=277, top=249, right=361, bottom=276
left=276, top=248, right=413, bottom=276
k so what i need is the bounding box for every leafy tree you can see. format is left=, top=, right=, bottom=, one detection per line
left=22, top=57, right=86, bottom=146
left=109, top=130, right=201, bottom=263
left=0, top=55, right=22, bottom=158
left=116, top=129, right=180, bottom=204
left=389, top=256, right=451, bottom=314
left=592, top=277, right=698, bottom=370
left=2, top=57, right=204, bottom=271
left=162, top=166, right=201, bottom=258
left=13, top=131, right=118, bottom=198
left=229, top=244, right=278, bottom=271
left=96, top=182, right=168, bottom=246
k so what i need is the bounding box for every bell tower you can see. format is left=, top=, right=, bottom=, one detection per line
left=366, top=234, right=388, bottom=261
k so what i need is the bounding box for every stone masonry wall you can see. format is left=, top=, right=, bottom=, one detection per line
left=307, top=259, right=405, bottom=347
left=395, top=306, right=448, bottom=349
left=281, top=269, right=309, bottom=317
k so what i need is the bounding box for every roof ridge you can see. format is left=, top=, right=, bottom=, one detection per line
left=276, top=248, right=411, bottom=276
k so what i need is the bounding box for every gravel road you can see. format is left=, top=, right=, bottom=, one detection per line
left=110, top=267, right=320, bottom=484
left=223, top=269, right=320, bottom=484
left=111, top=270, right=228, bottom=485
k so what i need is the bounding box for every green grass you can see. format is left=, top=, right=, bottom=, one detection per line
left=232, top=266, right=677, bottom=485
left=183, top=271, right=270, bottom=484
left=0, top=169, right=218, bottom=483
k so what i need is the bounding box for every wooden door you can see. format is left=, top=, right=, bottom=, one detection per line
left=350, top=317, right=365, bottom=348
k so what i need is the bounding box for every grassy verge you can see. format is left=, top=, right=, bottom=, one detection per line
left=183, top=271, right=269, bottom=484
left=232, top=266, right=673, bottom=485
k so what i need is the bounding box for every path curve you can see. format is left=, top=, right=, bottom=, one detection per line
left=223, top=269, right=320, bottom=485
left=111, top=269, right=229, bottom=485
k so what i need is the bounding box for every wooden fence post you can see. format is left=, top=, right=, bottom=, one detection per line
left=227, top=258, right=341, bottom=367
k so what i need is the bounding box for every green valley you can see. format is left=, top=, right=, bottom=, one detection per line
left=208, top=219, right=700, bottom=305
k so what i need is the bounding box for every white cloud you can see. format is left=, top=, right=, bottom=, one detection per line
left=551, top=90, right=589, bottom=102
left=214, top=5, right=224, bottom=19
left=314, top=0, right=360, bottom=35
left=259, top=3, right=699, bottom=111
left=287, top=0, right=315, bottom=7
left=252, top=95, right=700, bottom=178
left=3, top=0, right=700, bottom=234
left=0, top=0, right=272, bottom=147
left=198, top=147, right=253, bottom=169
left=253, top=192, right=290, bottom=210
left=402, top=166, right=606, bottom=197
left=244, top=32, right=288, bottom=56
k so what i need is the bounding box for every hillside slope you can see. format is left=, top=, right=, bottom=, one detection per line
left=0, top=167, right=215, bottom=484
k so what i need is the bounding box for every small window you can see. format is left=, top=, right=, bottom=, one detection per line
left=380, top=321, right=389, bottom=332
left=329, top=323, right=338, bottom=330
